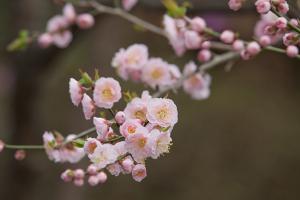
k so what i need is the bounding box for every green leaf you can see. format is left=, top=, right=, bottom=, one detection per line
left=79, top=71, right=94, bottom=86
left=7, top=30, right=30, bottom=52
left=72, top=139, right=85, bottom=148
left=160, top=126, right=171, bottom=132
left=123, top=91, right=137, bottom=103
left=162, top=0, right=187, bottom=18
left=94, top=69, right=100, bottom=80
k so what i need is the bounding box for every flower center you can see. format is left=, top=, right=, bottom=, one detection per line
left=127, top=125, right=137, bottom=134
left=157, top=108, right=168, bottom=120
left=138, top=138, right=147, bottom=148
left=151, top=68, right=162, bottom=79
left=102, top=88, right=113, bottom=99
left=87, top=142, right=97, bottom=154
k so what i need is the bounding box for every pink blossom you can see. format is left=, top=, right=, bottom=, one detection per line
left=183, top=61, right=197, bottom=76
left=115, top=111, right=126, bottom=125
left=74, top=169, right=85, bottom=179
left=277, top=2, right=289, bottom=14
left=89, top=143, right=119, bottom=169
left=87, top=164, right=98, bottom=175
left=107, top=163, right=123, bottom=176
left=146, top=98, right=178, bottom=128
left=132, top=164, right=147, bottom=182
left=255, top=0, right=271, bottom=14
left=290, top=19, right=299, bottom=27
left=125, top=132, right=154, bottom=163
left=283, top=32, right=300, bottom=46
left=0, top=140, right=4, bottom=152
left=38, top=33, right=53, bottom=48
left=121, top=157, right=134, bottom=173
left=149, top=129, right=172, bottom=159
left=228, top=0, right=244, bottom=11
left=184, top=30, right=202, bottom=49
left=52, top=30, right=73, bottom=48
left=93, top=77, right=122, bottom=109
left=141, top=58, right=172, bottom=89
left=246, top=41, right=261, bottom=56
left=14, top=150, right=26, bottom=161
left=69, top=78, right=83, bottom=106
left=112, top=44, right=148, bottom=81
left=98, top=171, right=108, bottom=183
left=63, top=3, right=76, bottom=23
left=232, top=40, right=245, bottom=51
left=88, top=175, right=100, bottom=186
left=82, top=94, right=95, bottom=120
left=163, top=15, right=186, bottom=56
left=190, top=17, right=206, bottom=32
left=124, top=97, right=148, bottom=122
left=201, top=41, right=211, bottom=49
left=183, top=66, right=211, bottom=100
left=286, top=45, right=299, bottom=57
left=220, top=30, right=235, bottom=44
left=93, top=117, right=110, bottom=137
left=76, top=14, right=95, bottom=29
left=275, top=17, right=287, bottom=29
left=74, top=178, right=84, bottom=187
left=168, top=64, right=182, bottom=84
left=61, top=169, right=73, bottom=182
left=120, top=119, right=146, bottom=138
left=47, top=15, right=69, bottom=33
left=122, top=0, right=138, bottom=11
left=197, top=49, right=212, bottom=62
left=259, top=35, right=271, bottom=47
left=84, top=138, right=102, bottom=155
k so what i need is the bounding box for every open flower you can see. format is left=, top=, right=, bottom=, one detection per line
left=120, top=119, right=146, bottom=138
left=84, top=138, right=102, bottom=155
left=93, top=117, right=110, bottom=137
left=132, top=164, right=147, bottom=182
left=125, top=131, right=154, bottom=163
left=93, top=77, right=122, bottom=109
left=141, top=58, right=172, bottom=89
left=146, top=98, right=178, bottom=128
left=89, top=143, right=119, bottom=169
left=82, top=94, right=95, bottom=120
left=149, top=129, right=172, bottom=159
left=183, top=73, right=211, bottom=100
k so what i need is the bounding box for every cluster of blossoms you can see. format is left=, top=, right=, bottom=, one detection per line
left=112, top=44, right=211, bottom=100
left=38, top=3, right=95, bottom=48
left=229, top=0, right=300, bottom=58
left=42, top=73, right=178, bottom=186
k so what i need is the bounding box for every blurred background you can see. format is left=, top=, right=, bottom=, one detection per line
left=1, top=0, right=300, bottom=199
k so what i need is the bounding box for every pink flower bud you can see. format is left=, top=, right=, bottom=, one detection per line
left=74, top=178, right=84, bottom=187
left=197, top=49, right=212, bottom=62
left=115, top=111, right=126, bottom=125
left=277, top=2, right=289, bottom=14
left=286, top=45, right=299, bottom=57
left=82, top=94, right=95, bottom=120
left=87, top=164, right=98, bottom=175
left=240, top=50, right=251, bottom=60
left=220, top=30, right=235, bottom=44
left=290, top=19, right=299, bottom=27
left=121, top=157, right=134, bottom=173
left=132, top=164, right=147, bottom=182
left=14, top=150, right=26, bottom=161
left=246, top=41, right=261, bottom=56
left=76, top=14, right=95, bottom=29
left=275, top=17, right=287, bottom=29
left=97, top=171, right=107, bottom=184
left=259, top=35, right=271, bottom=47
left=61, top=169, right=73, bottom=182
left=63, top=3, right=76, bottom=23
left=38, top=33, right=53, bottom=48
left=232, top=40, right=244, bottom=51
left=190, top=17, right=206, bottom=32
left=184, top=30, right=202, bottom=49
left=122, top=0, right=138, bottom=11
left=88, top=175, right=100, bottom=186
left=0, top=140, right=4, bottom=152
left=228, top=0, right=243, bottom=11
left=74, top=169, right=85, bottom=179
left=201, top=41, right=211, bottom=49
left=255, top=0, right=271, bottom=14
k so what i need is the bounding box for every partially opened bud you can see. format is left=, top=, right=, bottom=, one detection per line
left=14, top=150, right=26, bottom=161
left=88, top=175, right=100, bottom=186
left=76, top=14, right=95, bottom=29
left=0, top=140, right=4, bottom=152
left=74, top=178, right=84, bottom=187
left=220, top=30, right=235, bottom=44
left=197, top=49, right=212, bottom=62
left=63, top=3, right=76, bottom=23
left=61, top=169, right=73, bottom=182
left=115, top=111, right=126, bottom=125
left=38, top=33, right=53, bottom=48
left=190, top=17, right=206, bottom=32
left=74, top=169, right=85, bottom=179
left=232, top=40, right=244, bottom=51
left=259, top=35, right=271, bottom=47
left=97, top=171, right=107, bottom=184
left=246, top=41, right=261, bottom=56
left=286, top=45, right=299, bottom=57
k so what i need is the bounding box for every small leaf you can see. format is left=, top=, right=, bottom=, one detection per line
left=79, top=70, right=94, bottom=86
left=94, top=69, right=100, bottom=80
left=162, top=0, right=187, bottom=18
left=7, top=30, right=30, bottom=52
left=72, top=139, right=85, bottom=148
left=123, top=91, right=137, bottom=103
left=160, top=126, right=171, bottom=132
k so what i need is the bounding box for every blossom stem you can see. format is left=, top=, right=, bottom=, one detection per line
left=62, top=127, right=96, bottom=146
left=4, top=144, right=44, bottom=150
